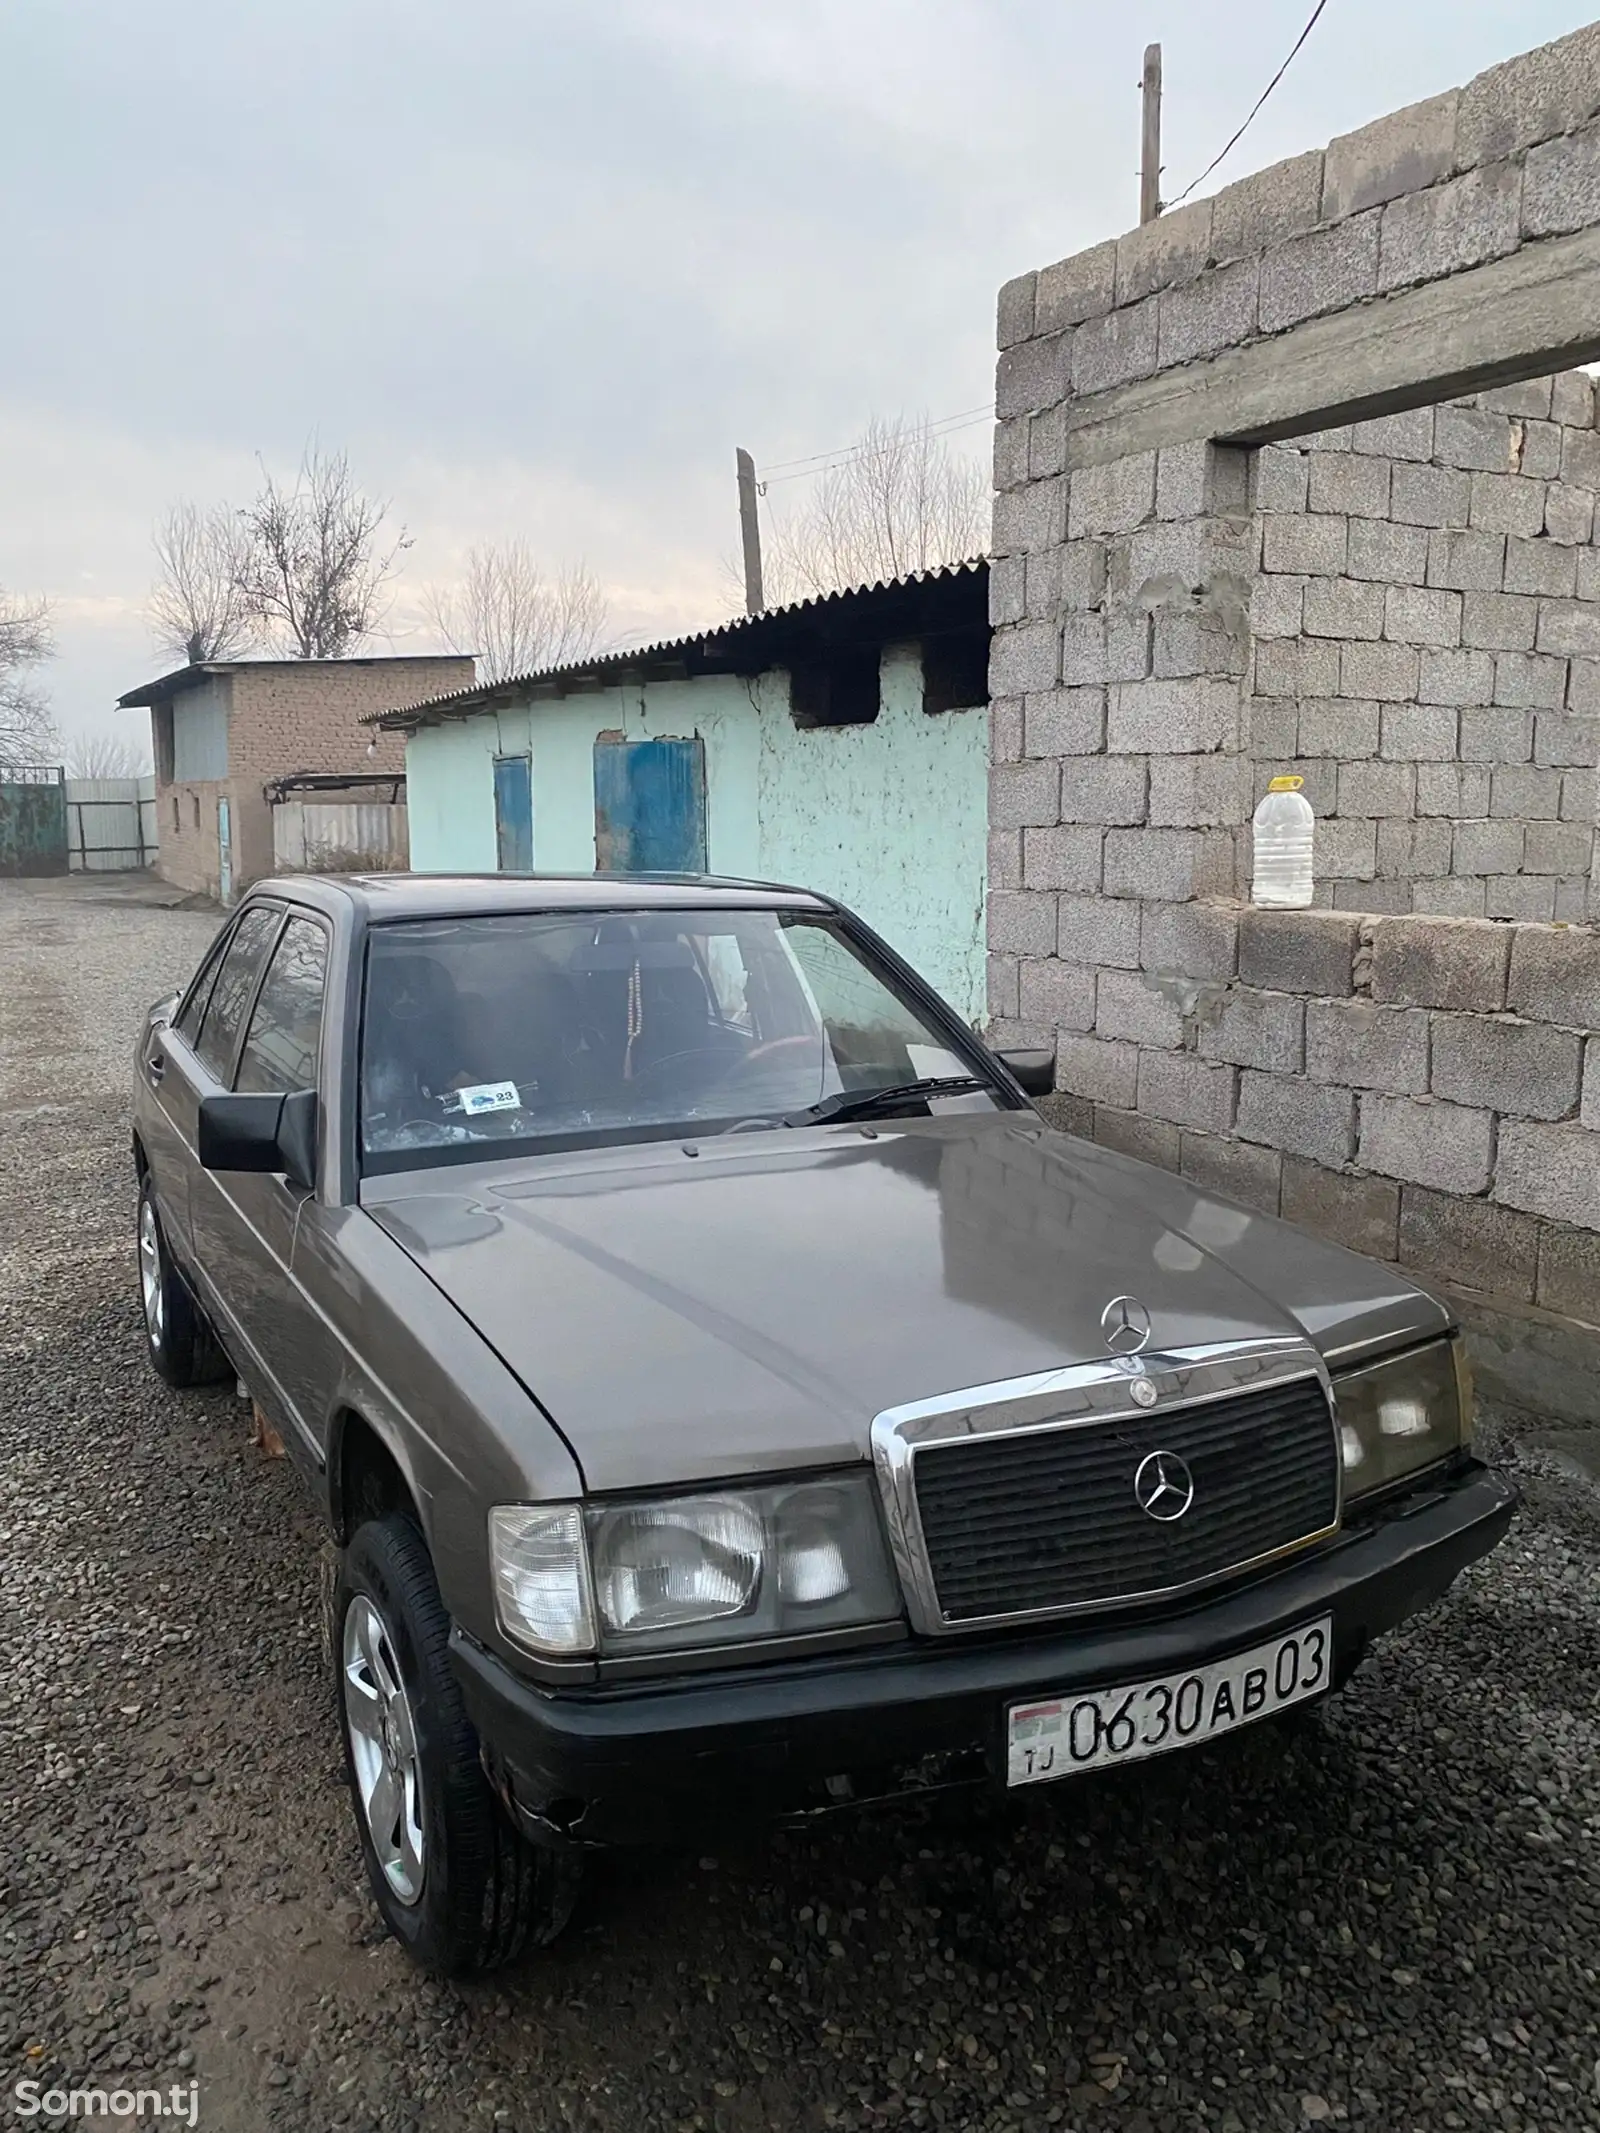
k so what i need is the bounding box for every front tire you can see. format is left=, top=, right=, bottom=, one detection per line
left=137, top=1175, right=229, bottom=1388
left=335, top=1513, right=581, bottom=1975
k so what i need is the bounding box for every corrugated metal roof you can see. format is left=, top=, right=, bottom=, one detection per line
left=363, top=557, right=989, bottom=730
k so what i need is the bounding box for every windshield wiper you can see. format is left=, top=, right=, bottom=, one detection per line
left=792, top=1075, right=988, bottom=1126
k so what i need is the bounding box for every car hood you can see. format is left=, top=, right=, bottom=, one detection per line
left=364, top=1113, right=1447, bottom=1493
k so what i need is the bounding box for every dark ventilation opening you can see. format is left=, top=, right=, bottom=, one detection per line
left=921, top=628, right=990, bottom=714
left=788, top=647, right=882, bottom=728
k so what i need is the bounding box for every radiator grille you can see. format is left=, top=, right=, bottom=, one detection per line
left=912, top=1377, right=1338, bottom=1623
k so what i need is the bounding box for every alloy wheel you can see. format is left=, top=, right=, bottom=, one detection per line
left=342, top=1593, right=426, bottom=1905
left=138, top=1196, right=164, bottom=1344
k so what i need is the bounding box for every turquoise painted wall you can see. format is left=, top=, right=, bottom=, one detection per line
left=404, top=649, right=986, bottom=1018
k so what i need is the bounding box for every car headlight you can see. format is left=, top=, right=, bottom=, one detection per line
left=489, top=1475, right=902, bottom=1659
left=1333, top=1337, right=1470, bottom=1500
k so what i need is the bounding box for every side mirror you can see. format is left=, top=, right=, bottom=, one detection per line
left=997, top=1045, right=1055, bottom=1098
left=197, top=1088, right=318, bottom=1191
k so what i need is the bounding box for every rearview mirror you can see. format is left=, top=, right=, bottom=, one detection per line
left=197, top=1088, right=318, bottom=1191
left=996, top=1046, right=1055, bottom=1098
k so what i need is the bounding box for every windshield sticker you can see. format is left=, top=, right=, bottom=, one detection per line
left=906, top=1043, right=968, bottom=1082
left=456, top=1080, right=522, bottom=1116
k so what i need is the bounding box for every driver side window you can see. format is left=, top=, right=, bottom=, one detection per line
left=235, top=917, right=329, bottom=1094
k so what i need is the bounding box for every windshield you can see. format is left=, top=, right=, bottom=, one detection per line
left=359, top=907, right=1001, bottom=1170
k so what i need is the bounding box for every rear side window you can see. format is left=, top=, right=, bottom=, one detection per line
left=174, top=929, right=232, bottom=1047
left=194, top=906, right=282, bottom=1082
left=235, top=917, right=329, bottom=1094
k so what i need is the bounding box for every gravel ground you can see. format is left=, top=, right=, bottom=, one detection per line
left=1, top=874, right=1597, bottom=2133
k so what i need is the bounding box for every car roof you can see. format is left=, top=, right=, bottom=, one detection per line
left=246, top=871, right=836, bottom=924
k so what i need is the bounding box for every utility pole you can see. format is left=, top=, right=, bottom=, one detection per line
left=735, top=448, right=765, bottom=615
left=1140, top=42, right=1163, bottom=224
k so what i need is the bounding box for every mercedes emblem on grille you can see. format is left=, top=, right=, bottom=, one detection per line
left=1128, top=1376, right=1159, bottom=1409
left=1133, top=1449, right=1195, bottom=1522
left=1100, top=1294, right=1153, bottom=1356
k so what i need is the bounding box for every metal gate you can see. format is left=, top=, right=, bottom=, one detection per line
left=593, top=738, right=707, bottom=873
left=0, top=766, right=69, bottom=877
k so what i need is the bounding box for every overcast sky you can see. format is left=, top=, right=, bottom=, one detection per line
left=2, top=0, right=1591, bottom=759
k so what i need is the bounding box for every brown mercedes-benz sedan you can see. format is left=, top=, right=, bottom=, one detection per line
left=131, top=873, right=1515, bottom=1974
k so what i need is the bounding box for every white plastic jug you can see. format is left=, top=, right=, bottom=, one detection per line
left=1251, top=775, right=1315, bottom=908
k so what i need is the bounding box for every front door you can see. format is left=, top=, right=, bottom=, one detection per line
left=593, top=737, right=707, bottom=873
left=217, top=797, right=233, bottom=904
left=493, top=755, right=533, bottom=871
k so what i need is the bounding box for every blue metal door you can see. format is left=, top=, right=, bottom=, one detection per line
left=493, top=755, right=533, bottom=871
left=593, top=738, right=707, bottom=873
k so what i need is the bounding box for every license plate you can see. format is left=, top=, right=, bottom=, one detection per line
left=1006, top=1617, right=1332, bottom=1787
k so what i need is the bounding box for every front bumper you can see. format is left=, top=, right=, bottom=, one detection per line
left=452, top=1459, right=1516, bottom=1846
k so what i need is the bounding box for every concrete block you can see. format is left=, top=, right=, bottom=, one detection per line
left=1524, top=819, right=1595, bottom=873
left=1414, top=876, right=1488, bottom=918
left=1378, top=160, right=1522, bottom=297
left=1072, top=299, right=1160, bottom=395
left=989, top=553, right=1026, bottom=627
left=1378, top=818, right=1454, bottom=879
left=1315, top=816, right=1379, bottom=882
left=1370, top=913, right=1511, bottom=1011
left=1141, top=898, right=1240, bottom=983
left=1066, top=452, right=1157, bottom=537
left=1298, top=697, right=1377, bottom=758
left=1338, top=759, right=1416, bottom=817
left=1519, top=419, right=1565, bottom=481
left=989, top=759, right=1060, bottom=829
left=1156, top=258, right=1259, bottom=368
left=1116, top=199, right=1214, bottom=306
left=1468, top=473, right=1549, bottom=538
left=1333, top=878, right=1411, bottom=913
left=1237, top=1070, right=1354, bottom=1164
left=1019, top=955, right=1098, bottom=1033
left=1093, top=1104, right=1181, bottom=1171
left=1495, top=1121, right=1600, bottom=1229
left=1248, top=697, right=1298, bottom=763
left=1504, top=537, right=1578, bottom=598
left=1034, top=1090, right=1094, bottom=1137
left=1453, top=818, right=1525, bottom=874
left=1281, top=1157, right=1399, bottom=1260
left=1301, top=576, right=1383, bottom=642
left=1061, top=614, right=1119, bottom=687
left=1058, top=755, right=1148, bottom=826
left=1024, top=686, right=1106, bottom=758
left=1425, top=530, right=1506, bottom=593
left=1262, top=512, right=1348, bottom=576
left=1494, top=652, right=1569, bottom=710
left=1434, top=405, right=1518, bottom=474
left=1250, top=574, right=1305, bottom=639
left=1151, top=612, right=1249, bottom=685
left=1486, top=876, right=1557, bottom=922
left=1347, top=517, right=1432, bottom=586
left=1533, top=713, right=1600, bottom=767
left=987, top=890, right=1058, bottom=956
left=1382, top=699, right=1476, bottom=759
left=1322, top=89, right=1459, bottom=221
left=1568, top=659, right=1600, bottom=712
left=1419, top=646, right=1495, bottom=706
left=1095, top=966, right=1185, bottom=1048
left=1559, top=768, right=1598, bottom=821
left=991, top=698, right=1024, bottom=766
left=1179, top=1131, right=1283, bottom=1216
left=1258, top=210, right=1380, bottom=334
left=1107, top=677, right=1239, bottom=754
left=988, top=953, right=1020, bottom=1020
left=992, top=415, right=1030, bottom=494
left=1339, top=640, right=1420, bottom=702
left=1148, top=753, right=1252, bottom=828
left=1537, top=1220, right=1600, bottom=1321
left=989, top=827, right=1023, bottom=890
left=1057, top=893, right=1142, bottom=969
left=1398, top=1184, right=1540, bottom=1302
left=1553, top=369, right=1598, bottom=427
left=1417, top=763, right=1492, bottom=816
left=1432, top=1012, right=1584, bottom=1118
left=1211, top=149, right=1325, bottom=259
left=1508, top=924, right=1600, bottom=1029
left=1306, top=998, right=1430, bottom=1094
left=1536, top=600, right=1600, bottom=657
left=1523, top=115, right=1600, bottom=239
left=1198, top=985, right=1305, bottom=1074
left=1035, top=240, right=1118, bottom=333
left=997, top=271, right=1037, bottom=349
left=1352, top=406, right=1436, bottom=460
left=1359, top=1092, right=1495, bottom=1194
left=1028, top=405, right=1068, bottom=479
left=1137, top=1051, right=1237, bottom=1134
left=1057, top=538, right=1109, bottom=610
left=1154, top=441, right=1209, bottom=521
left=1252, top=444, right=1310, bottom=515
left=1579, top=547, right=1600, bottom=601
left=992, top=481, right=1068, bottom=557
left=1022, top=823, right=1103, bottom=891
left=1390, top=463, right=1471, bottom=528
left=1586, top=1038, right=1600, bottom=1131
left=995, top=334, right=1072, bottom=419
left=1383, top=584, right=1462, bottom=647
left=1307, top=453, right=1390, bottom=519
left=1459, top=706, right=1533, bottom=763
left=1254, top=636, right=1341, bottom=699
left=1053, top=1033, right=1139, bottom=1108
left=1462, top=590, right=1538, bottom=652
left=1483, top=378, right=1556, bottom=419
left=1102, top=827, right=1205, bottom=902
left=1238, top=907, right=1359, bottom=996
left=1490, top=765, right=1565, bottom=819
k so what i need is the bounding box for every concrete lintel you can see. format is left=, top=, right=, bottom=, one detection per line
left=1063, top=224, right=1600, bottom=469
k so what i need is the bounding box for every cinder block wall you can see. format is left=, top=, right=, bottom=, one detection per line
left=1252, top=374, right=1600, bottom=920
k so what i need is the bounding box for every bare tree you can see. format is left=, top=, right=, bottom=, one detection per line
left=236, top=446, right=411, bottom=659
left=148, top=501, right=257, bottom=664
left=0, top=591, right=60, bottom=771
left=64, top=729, right=149, bottom=779
left=423, top=543, right=610, bottom=680
left=761, top=413, right=988, bottom=605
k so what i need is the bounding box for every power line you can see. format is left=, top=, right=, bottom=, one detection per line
left=1167, top=0, right=1332, bottom=210
left=761, top=404, right=993, bottom=476
left=759, top=407, right=995, bottom=488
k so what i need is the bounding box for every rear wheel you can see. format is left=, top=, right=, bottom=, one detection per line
left=137, top=1175, right=230, bottom=1388
left=335, top=1513, right=581, bottom=1974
